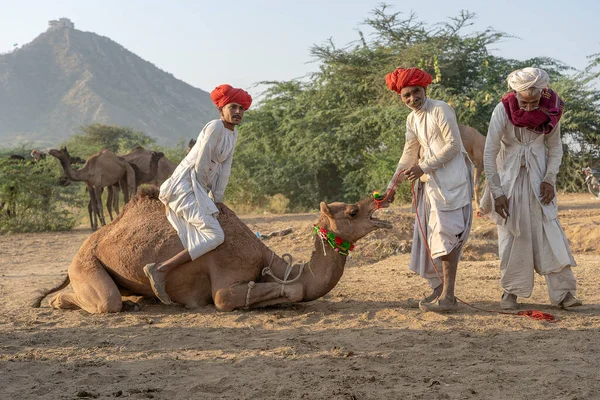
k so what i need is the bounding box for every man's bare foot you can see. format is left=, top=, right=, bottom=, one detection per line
left=560, top=292, right=582, bottom=309
left=419, top=297, right=458, bottom=313
left=407, top=285, right=442, bottom=308
left=500, top=292, right=518, bottom=310
left=143, top=263, right=172, bottom=305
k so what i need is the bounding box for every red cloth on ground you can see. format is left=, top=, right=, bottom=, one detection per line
left=210, top=84, right=252, bottom=110
left=385, top=68, right=433, bottom=93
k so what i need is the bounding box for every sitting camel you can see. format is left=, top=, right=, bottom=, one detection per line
left=33, top=187, right=391, bottom=313
left=49, top=147, right=136, bottom=230
left=458, top=125, right=486, bottom=215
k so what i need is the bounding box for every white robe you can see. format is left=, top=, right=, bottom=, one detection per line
left=482, top=102, right=576, bottom=304
left=388, top=98, right=473, bottom=287
left=159, top=119, right=237, bottom=260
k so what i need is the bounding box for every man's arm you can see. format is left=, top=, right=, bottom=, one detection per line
left=212, top=149, right=233, bottom=204
left=540, top=123, right=563, bottom=204
left=543, top=123, right=563, bottom=187
left=387, top=125, right=419, bottom=191
left=194, top=121, right=221, bottom=185
left=418, top=104, right=461, bottom=174
left=484, top=104, right=510, bottom=219
left=483, top=104, right=506, bottom=199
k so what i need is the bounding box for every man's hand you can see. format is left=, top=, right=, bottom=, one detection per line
left=494, top=195, right=510, bottom=220
left=540, top=182, right=555, bottom=205
left=375, top=189, right=395, bottom=208
left=405, top=165, right=424, bottom=182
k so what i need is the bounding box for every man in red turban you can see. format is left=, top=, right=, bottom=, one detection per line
left=210, top=84, right=252, bottom=110
left=143, top=84, right=251, bottom=304
left=381, top=67, right=473, bottom=313
left=385, top=67, right=433, bottom=94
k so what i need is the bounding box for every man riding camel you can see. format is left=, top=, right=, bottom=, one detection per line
left=143, top=84, right=252, bottom=304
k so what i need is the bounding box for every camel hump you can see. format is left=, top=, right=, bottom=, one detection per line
left=137, top=184, right=160, bottom=199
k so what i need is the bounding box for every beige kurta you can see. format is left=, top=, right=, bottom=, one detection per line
left=159, top=119, right=237, bottom=260
left=483, top=102, right=576, bottom=305
left=388, top=98, right=473, bottom=287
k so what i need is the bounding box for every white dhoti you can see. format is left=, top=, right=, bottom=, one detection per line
left=498, top=167, right=577, bottom=305
left=410, top=181, right=473, bottom=289
left=164, top=191, right=224, bottom=260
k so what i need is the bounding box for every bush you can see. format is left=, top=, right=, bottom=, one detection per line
left=0, top=158, right=82, bottom=233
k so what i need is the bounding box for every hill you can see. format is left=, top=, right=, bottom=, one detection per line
left=0, top=18, right=217, bottom=147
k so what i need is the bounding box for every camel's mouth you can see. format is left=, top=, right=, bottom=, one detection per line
left=369, top=207, right=392, bottom=229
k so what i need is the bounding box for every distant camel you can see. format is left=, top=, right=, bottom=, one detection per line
left=30, top=149, right=47, bottom=162
left=105, top=150, right=165, bottom=219
left=186, top=138, right=196, bottom=154
left=49, top=147, right=136, bottom=230
left=121, top=146, right=176, bottom=187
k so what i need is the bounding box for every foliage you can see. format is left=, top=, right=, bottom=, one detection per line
left=62, top=123, right=157, bottom=159
left=230, top=5, right=600, bottom=210
left=0, top=158, right=82, bottom=233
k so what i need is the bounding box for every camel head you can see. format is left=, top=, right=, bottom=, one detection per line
left=317, top=197, right=391, bottom=244
left=151, top=151, right=165, bottom=162
left=186, top=139, right=197, bottom=154
left=48, top=147, right=71, bottom=162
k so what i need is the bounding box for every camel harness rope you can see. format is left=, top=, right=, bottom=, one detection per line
left=245, top=252, right=310, bottom=307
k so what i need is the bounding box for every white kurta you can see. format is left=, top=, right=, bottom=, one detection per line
left=159, top=119, right=237, bottom=260
left=388, top=98, right=473, bottom=287
left=483, top=102, right=576, bottom=305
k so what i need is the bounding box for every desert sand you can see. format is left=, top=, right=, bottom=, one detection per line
left=1, top=193, right=599, bottom=400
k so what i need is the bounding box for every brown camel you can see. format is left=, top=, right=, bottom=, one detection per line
left=105, top=150, right=165, bottom=220
left=122, top=146, right=176, bottom=187
left=49, top=147, right=136, bottom=229
left=33, top=187, right=391, bottom=313
left=458, top=125, right=486, bottom=215
left=186, top=138, right=196, bottom=154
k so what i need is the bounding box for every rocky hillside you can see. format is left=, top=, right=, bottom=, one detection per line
left=0, top=18, right=217, bottom=147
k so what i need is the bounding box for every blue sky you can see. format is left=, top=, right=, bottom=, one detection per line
left=1, top=0, right=598, bottom=98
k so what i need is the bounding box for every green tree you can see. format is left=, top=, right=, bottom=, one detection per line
left=231, top=5, right=600, bottom=210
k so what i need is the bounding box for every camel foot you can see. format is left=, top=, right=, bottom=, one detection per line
left=419, top=297, right=458, bottom=313
left=143, top=263, right=172, bottom=305
left=560, top=292, right=582, bottom=309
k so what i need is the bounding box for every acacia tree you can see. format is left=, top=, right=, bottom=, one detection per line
left=230, top=5, right=600, bottom=209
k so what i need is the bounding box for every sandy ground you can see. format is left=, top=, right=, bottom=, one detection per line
left=1, top=193, right=600, bottom=400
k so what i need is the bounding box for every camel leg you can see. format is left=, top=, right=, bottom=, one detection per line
left=49, top=254, right=123, bottom=313
left=106, top=186, right=114, bottom=221
left=119, top=175, right=131, bottom=204
left=93, top=185, right=107, bottom=226
left=112, top=185, right=120, bottom=215
left=473, top=165, right=482, bottom=216
left=213, top=282, right=304, bottom=312
left=87, top=199, right=98, bottom=230
left=86, top=186, right=98, bottom=230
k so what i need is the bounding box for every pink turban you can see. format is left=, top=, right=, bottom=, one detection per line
left=385, top=68, right=433, bottom=93
left=210, top=84, right=252, bottom=110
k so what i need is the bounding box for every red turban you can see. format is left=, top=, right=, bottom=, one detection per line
left=210, top=84, right=253, bottom=110
left=385, top=68, right=433, bottom=94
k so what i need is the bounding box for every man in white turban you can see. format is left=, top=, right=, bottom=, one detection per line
left=482, top=67, right=581, bottom=310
